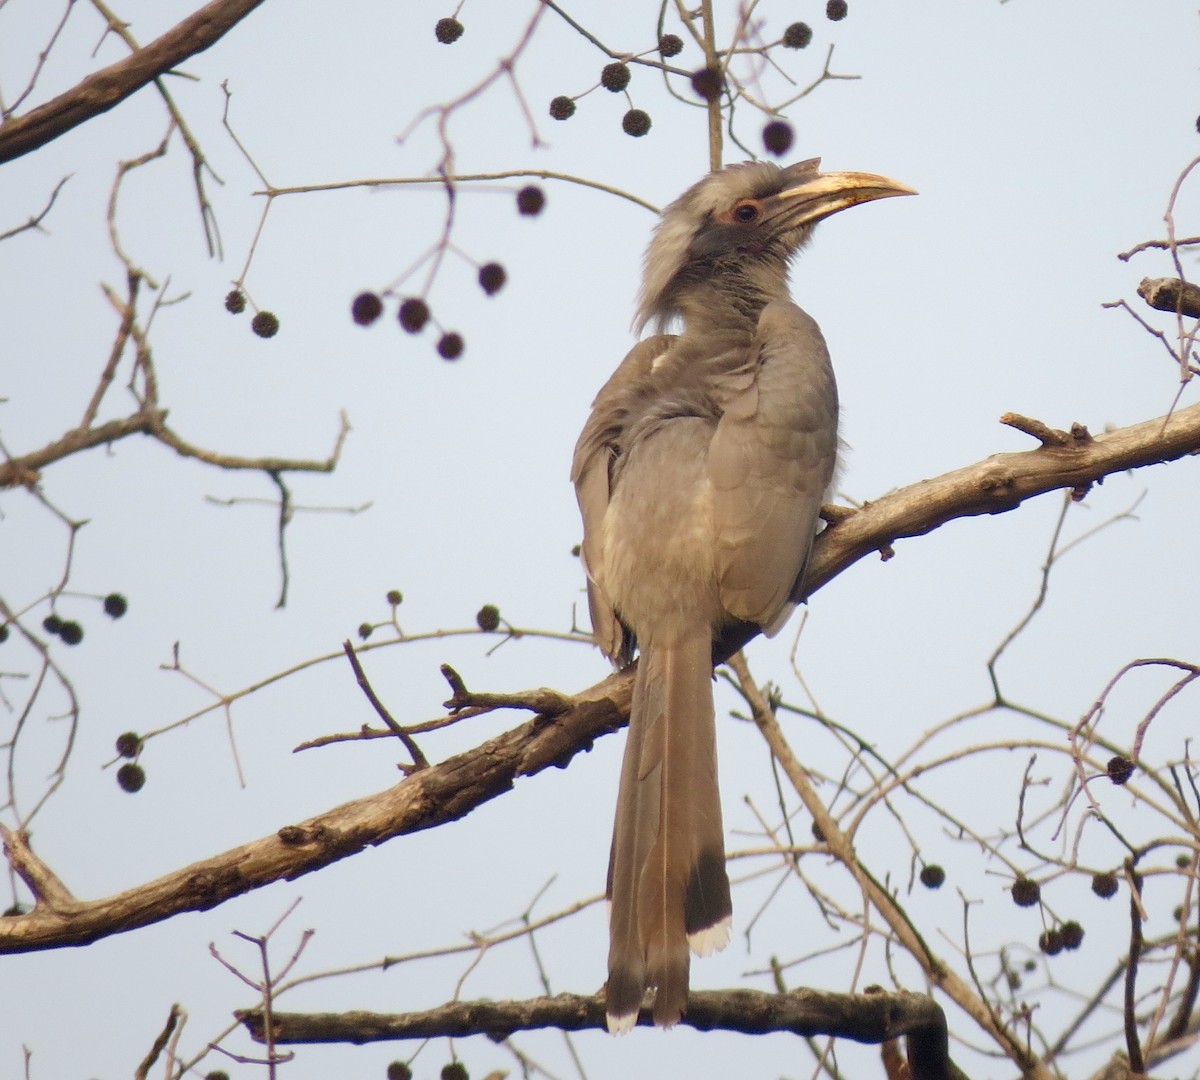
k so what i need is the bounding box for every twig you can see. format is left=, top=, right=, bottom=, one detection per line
left=88, top=0, right=224, bottom=255
left=726, top=651, right=1044, bottom=1077
left=999, top=413, right=1089, bottom=450
left=341, top=641, right=428, bottom=772
left=1123, top=863, right=1146, bottom=1075
left=1118, top=236, right=1200, bottom=261
left=133, top=1003, right=181, bottom=1080
left=0, top=175, right=72, bottom=243
left=256, top=170, right=660, bottom=215
left=439, top=664, right=573, bottom=717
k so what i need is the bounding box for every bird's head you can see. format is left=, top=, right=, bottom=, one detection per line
left=635, top=158, right=915, bottom=333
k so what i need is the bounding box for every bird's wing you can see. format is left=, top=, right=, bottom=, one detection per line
left=708, top=301, right=839, bottom=633
left=571, top=335, right=675, bottom=664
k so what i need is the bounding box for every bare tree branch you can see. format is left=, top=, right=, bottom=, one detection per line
left=813, top=402, right=1200, bottom=589
left=238, top=988, right=966, bottom=1080
left=0, top=670, right=630, bottom=953
left=1138, top=276, right=1200, bottom=319
left=0, top=0, right=266, bottom=165
left=2, top=402, right=1199, bottom=957
left=0, top=405, right=350, bottom=489
left=0, top=175, right=71, bottom=242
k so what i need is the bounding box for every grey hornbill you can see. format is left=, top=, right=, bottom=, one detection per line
left=571, top=159, right=914, bottom=1032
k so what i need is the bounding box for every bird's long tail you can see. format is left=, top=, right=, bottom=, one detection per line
left=605, top=634, right=732, bottom=1032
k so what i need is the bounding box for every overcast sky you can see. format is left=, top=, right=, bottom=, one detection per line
left=2, top=2, right=1199, bottom=1078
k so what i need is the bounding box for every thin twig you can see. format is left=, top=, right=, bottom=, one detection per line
left=340, top=641, right=429, bottom=772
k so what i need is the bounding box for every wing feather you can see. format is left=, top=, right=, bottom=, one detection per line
left=708, top=302, right=839, bottom=631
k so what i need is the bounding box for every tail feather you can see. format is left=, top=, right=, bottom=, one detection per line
left=606, top=635, right=732, bottom=1031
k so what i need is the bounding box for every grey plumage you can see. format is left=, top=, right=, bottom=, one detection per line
left=572, top=159, right=914, bottom=1032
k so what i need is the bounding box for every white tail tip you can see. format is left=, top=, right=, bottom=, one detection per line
left=688, top=914, right=732, bottom=958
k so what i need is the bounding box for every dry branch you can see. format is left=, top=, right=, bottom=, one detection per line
left=812, top=401, right=1200, bottom=588
left=719, top=400, right=1200, bottom=660
left=3, top=403, right=1200, bottom=955
left=0, top=672, right=630, bottom=952
left=0, top=0, right=266, bottom=165
left=0, top=404, right=348, bottom=489
left=1138, top=276, right=1200, bottom=319
left=239, top=988, right=964, bottom=1080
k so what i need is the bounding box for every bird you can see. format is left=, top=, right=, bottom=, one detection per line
left=571, top=158, right=915, bottom=1033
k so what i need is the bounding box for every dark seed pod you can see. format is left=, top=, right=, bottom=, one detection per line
left=1011, top=877, right=1041, bottom=907
left=59, top=621, right=83, bottom=645
left=224, top=289, right=246, bottom=314
left=658, top=33, right=683, bottom=57
left=1039, top=928, right=1065, bottom=956
left=43, top=615, right=63, bottom=636
left=476, top=604, right=501, bottom=632
left=601, top=62, right=631, bottom=93
left=104, top=593, right=128, bottom=618
left=115, top=732, right=142, bottom=758
left=1060, top=920, right=1084, bottom=950
left=351, top=292, right=384, bottom=326
left=441, top=1064, right=469, bottom=1080
left=398, top=298, right=430, bottom=333
left=435, top=17, right=464, bottom=43
left=251, top=311, right=280, bottom=338
left=826, top=0, right=848, bottom=20
left=478, top=262, right=507, bottom=295
left=437, top=332, right=464, bottom=360
left=117, top=762, right=146, bottom=793
left=387, top=1064, right=413, bottom=1080
left=516, top=185, right=545, bottom=216
left=622, top=109, right=652, bottom=137
left=690, top=66, right=724, bottom=102
left=358, top=623, right=373, bottom=640
left=762, top=120, right=793, bottom=157
left=1107, top=755, right=1134, bottom=785
left=782, top=22, right=813, bottom=49
left=549, top=95, right=576, bottom=120
left=386, top=590, right=403, bottom=606
left=919, top=864, right=946, bottom=889
left=1091, top=871, right=1118, bottom=899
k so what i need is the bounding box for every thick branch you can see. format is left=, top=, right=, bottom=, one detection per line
left=0, top=0, right=266, bottom=165
left=1138, top=276, right=1200, bottom=318
left=721, top=400, right=1200, bottom=659
left=0, top=672, right=630, bottom=952
left=3, top=403, right=1199, bottom=954
left=240, top=988, right=964, bottom=1080
left=814, top=401, right=1200, bottom=584
left=0, top=409, right=161, bottom=487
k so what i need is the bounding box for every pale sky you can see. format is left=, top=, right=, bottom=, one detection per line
left=1, top=2, right=1199, bottom=1078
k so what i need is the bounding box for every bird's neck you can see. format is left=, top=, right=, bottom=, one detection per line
left=670, top=259, right=792, bottom=336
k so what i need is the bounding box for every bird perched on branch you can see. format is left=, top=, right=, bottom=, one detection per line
left=571, top=158, right=914, bottom=1033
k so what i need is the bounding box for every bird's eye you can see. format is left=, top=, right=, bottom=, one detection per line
left=732, top=202, right=759, bottom=223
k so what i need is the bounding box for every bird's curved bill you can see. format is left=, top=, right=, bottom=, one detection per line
left=773, top=170, right=917, bottom=228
